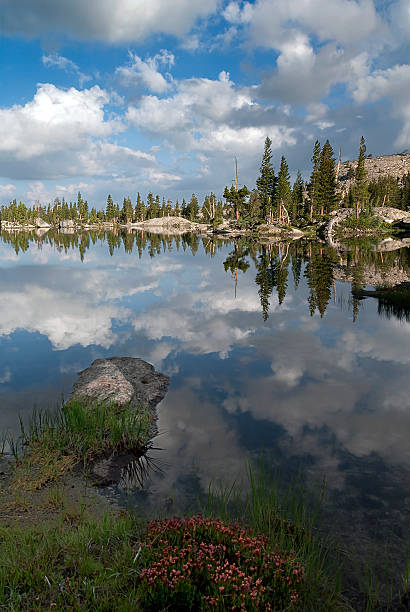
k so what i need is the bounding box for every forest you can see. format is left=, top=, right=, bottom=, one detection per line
left=1, top=137, right=410, bottom=227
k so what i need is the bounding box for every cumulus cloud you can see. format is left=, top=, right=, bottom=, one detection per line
left=351, top=63, right=410, bottom=148
left=224, top=0, right=381, bottom=47
left=0, top=83, right=157, bottom=182
left=1, top=0, right=219, bottom=43
left=127, top=71, right=296, bottom=185
left=0, top=184, right=16, bottom=198
left=116, top=50, right=174, bottom=94
left=0, top=84, right=118, bottom=161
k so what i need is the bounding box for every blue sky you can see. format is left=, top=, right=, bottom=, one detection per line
left=1, top=0, right=410, bottom=209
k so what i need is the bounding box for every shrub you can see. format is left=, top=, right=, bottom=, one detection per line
left=138, top=515, right=304, bottom=611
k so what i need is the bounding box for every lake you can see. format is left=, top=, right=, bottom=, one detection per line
left=1, top=229, right=409, bottom=588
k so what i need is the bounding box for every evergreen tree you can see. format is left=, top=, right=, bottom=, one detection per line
left=146, top=192, right=155, bottom=218
left=89, top=207, right=98, bottom=223
left=308, top=140, right=321, bottom=217
left=174, top=199, right=180, bottom=217
left=247, top=190, right=262, bottom=219
left=275, top=156, right=292, bottom=219
left=134, top=192, right=146, bottom=221
left=256, top=136, right=276, bottom=220
left=121, top=197, right=133, bottom=223
left=317, top=140, right=337, bottom=214
left=215, top=200, right=224, bottom=223
left=187, top=193, right=199, bottom=220
left=354, top=136, right=368, bottom=214
left=223, top=185, right=250, bottom=220
left=292, top=170, right=304, bottom=220
left=155, top=195, right=161, bottom=217
left=181, top=198, right=187, bottom=218
left=105, top=194, right=115, bottom=221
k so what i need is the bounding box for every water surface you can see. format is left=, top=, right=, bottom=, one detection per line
left=1, top=229, right=409, bottom=581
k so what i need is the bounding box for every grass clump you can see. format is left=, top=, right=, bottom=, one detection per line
left=0, top=512, right=144, bottom=610
left=11, top=399, right=152, bottom=489
left=204, top=465, right=346, bottom=611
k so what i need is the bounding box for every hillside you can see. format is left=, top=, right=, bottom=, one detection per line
left=337, top=152, right=410, bottom=195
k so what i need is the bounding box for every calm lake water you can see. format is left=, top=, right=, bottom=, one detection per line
left=1, top=229, right=409, bottom=580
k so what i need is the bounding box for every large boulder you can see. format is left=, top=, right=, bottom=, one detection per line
left=70, top=357, right=170, bottom=486
left=59, top=219, right=76, bottom=231
left=70, top=356, right=169, bottom=412
left=35, top=217, right=51, bottom=229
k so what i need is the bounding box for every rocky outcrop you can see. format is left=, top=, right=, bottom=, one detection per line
left=325, top=207, right=409, bottom=248
left=70, top=356, right=169, bottom=413
left=338, top=153, right=410, bottom=194
left=258, top=224, right=305, bottom=240
left=35, top=217, right=51, bottom=229
left=129, top=216, right=209, bottom=234
left=59, top=219, right=76, bottom=232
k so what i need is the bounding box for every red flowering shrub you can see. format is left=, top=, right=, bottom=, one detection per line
left=138, top=515, right=304, bottom=611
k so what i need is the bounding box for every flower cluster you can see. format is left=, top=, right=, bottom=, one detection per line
left=138, top=515, right=304, bottom=610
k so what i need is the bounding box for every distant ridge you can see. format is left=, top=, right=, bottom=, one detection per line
left=337, top=152, right=410, bottom=194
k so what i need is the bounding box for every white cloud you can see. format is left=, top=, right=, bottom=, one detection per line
left=116, top=50, right=174, bottom=94
left=0, top=84, right=119, bottom=161
left=0, top=184, right=16, bottom=198
left=224, top=0, right=381, bottom=47
left=42, top=53, right=91, bottom=86
left=127, top=73, right=295, bottom=157
left=352, top=64, right=410, bottom=148
left=0, top=84, right=158, bottom=184
left=1, top=0, right=219, bottom=43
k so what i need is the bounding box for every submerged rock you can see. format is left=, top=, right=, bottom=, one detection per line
left=70, top=356, right=169, bottom=412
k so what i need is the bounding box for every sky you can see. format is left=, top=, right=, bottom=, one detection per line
left=1, top=0, right=410, bottom=209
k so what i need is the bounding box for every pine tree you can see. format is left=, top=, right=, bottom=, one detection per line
left=146, top=192, right=155, bottom=219
left=354, top=135, right=368, bottom=215
left=223, top=185, right=250, bottom=220
left=121, top=197, right=133, bottom=223
left=275, top=156, right=292, bottom=220
left=308, top=140, right=321, bottom=217
left=292, top=170, right=304, bottom=220
left=174, top=199, right=180, bottom=217
left=105, top=194, right=115, bottom=221
left=134, top=192, right=146, bottom=221
left=187, top=194, right=199, bottom=220
left=317, top=140, right=337, bottom=214
left=256, top=137, right=276, bottom=220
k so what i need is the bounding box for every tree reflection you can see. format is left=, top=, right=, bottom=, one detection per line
left=1, top=228, right=409, bottom=321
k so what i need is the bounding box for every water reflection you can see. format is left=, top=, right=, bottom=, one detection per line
left=0, top=228, right=409, bottom=584
left=2, top=227, right=409, bottom=323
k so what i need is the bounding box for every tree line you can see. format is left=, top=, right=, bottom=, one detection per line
left=1, top=136, right=409, bottom=227
left=0, top=191, right=227, bottom=226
